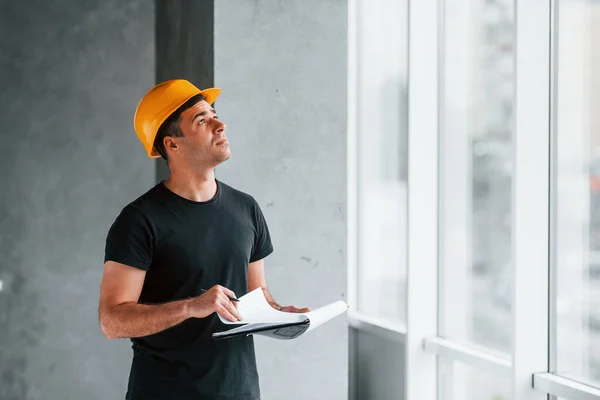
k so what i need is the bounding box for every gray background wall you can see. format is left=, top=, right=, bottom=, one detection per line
left=214, top=1, right=349, bottom=399
left=351, top=330, right=406, bottom=400
left=0, top=1, right=351, bottom=399
left=0, top=1, right=154, bottom=398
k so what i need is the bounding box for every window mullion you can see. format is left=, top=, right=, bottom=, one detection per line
left=512, top=0, right=552, bottom=399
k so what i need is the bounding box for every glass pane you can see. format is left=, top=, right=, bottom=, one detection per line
left=439, top=0, right=515, bottom=354
left=439, top=359, right=512, bottom=400
left=553, top=0, right=600, bottom=388
left=356, top=0, right=409, bottom=323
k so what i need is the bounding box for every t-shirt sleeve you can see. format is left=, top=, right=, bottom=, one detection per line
left=104, top=205, right=153, bottom=271
left=249, top=199, right=274, bottom=263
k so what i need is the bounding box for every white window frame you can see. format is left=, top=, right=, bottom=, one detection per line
left=532, top=0, right=600, bottom=399
left=423, top=337, right=512, bottom=378
left=349, top=0, right=600, bottom=398
left=511, top=0, right=551, bottom=398
left=419, top=0, right=554, bottom=398
left=417, top=0, right=552, bottom=395
left=346, top=0, right=409, bottom=340
left=347, top=0, right=359, bottom=322
left=404, top=0, right=440, bottom=398
left=535, top=373, right=600, bottom=400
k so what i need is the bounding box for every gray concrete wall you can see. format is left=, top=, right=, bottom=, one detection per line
left=0, top=1, right=155, bottom=399
left=214, top=1, right=348, bottom=399
left=351, top=329, right=406, bottom=400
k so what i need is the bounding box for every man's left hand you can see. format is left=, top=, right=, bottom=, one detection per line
left=279, top=305, right=311, bottom=313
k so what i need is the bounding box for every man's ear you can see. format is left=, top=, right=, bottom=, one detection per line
left=164, top=136, right=178, bottom=152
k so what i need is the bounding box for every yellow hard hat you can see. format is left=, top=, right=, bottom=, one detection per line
left=134, top=79, right=221, bottom=158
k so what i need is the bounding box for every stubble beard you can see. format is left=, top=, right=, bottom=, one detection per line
left=187, top=145, right=231, bottom=170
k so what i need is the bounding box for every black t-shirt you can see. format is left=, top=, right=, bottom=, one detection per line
left=104, top=179, right=273, bottom=400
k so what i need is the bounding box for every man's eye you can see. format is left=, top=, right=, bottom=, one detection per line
left=198, top=119, right=205, bottom=125
left=214, top=115, right=219, bottom=120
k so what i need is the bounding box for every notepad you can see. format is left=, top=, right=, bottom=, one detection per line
left=212, top=287, right=348, bottom=340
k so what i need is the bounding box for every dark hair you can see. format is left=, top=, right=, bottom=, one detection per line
left=153, top=93, right=207, bottom=161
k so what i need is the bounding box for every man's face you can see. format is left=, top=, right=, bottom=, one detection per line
left=176, top=100, right=230, bottom=167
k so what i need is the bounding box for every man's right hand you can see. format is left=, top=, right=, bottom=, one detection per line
left=187, top=285, right=242, bottom=322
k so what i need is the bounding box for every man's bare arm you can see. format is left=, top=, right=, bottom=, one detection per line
left=261, top=287, right=283, bottom=310
left=99, top=261, right=241, bottom=339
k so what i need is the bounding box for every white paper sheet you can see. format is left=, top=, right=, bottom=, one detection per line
left=217, top=288, right=348, bottom=331
left=218, top=288, right=304, bottom=325
left=302, top=300, right=349, bottom=332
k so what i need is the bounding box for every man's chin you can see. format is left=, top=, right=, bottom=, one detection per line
left=215, top=149, right=231, bottom=164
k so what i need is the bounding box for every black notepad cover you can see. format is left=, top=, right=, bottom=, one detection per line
left=212, top=319, right=310, bottom=340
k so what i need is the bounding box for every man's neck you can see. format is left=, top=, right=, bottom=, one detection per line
left=163, top=169, right=218, bottom=203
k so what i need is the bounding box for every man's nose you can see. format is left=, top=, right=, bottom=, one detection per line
left=214, top=120, right=226, bottom=134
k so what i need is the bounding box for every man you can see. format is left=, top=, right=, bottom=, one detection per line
left=98, top=79, right=309, bottom=400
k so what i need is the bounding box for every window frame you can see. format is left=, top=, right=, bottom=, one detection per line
left=348, top=0, right=600, bottom=398
left=346, top=0, right=410, bottom=334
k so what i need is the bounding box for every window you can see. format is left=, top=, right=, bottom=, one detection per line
left=439, top=359, right=512, bottom=400
left=351, top=0, right=600, bottom=397
left=356, top=0, right=409, bottom=323
left=553, top=0, right=600, bottom=389
left=439, top=0, right=515, bottom=354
